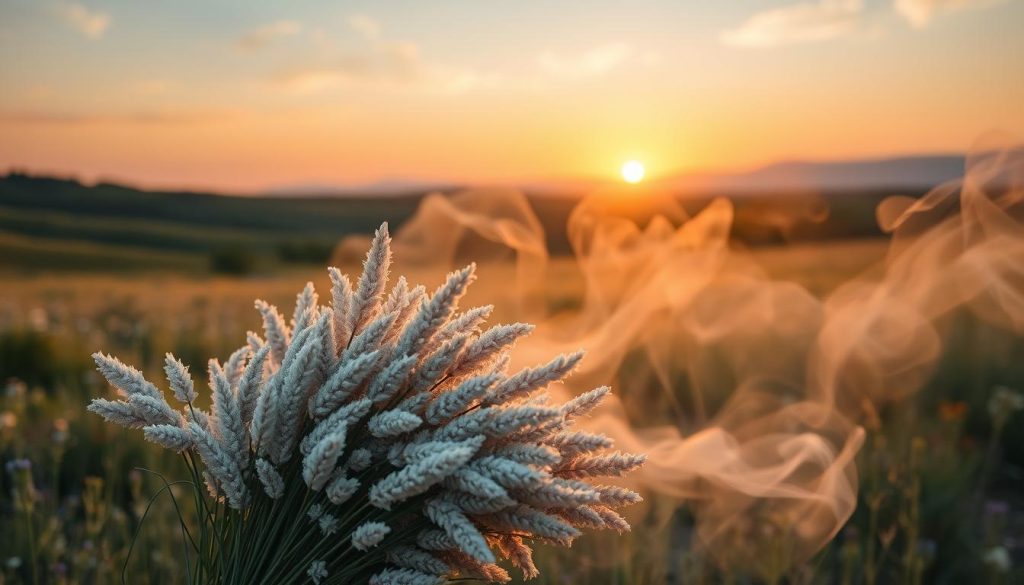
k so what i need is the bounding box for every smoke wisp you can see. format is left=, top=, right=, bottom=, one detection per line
left=334, top=139, right=1024, bottom=574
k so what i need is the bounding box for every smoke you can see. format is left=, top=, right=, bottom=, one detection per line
left=336, top=138, right=1024, bottom=575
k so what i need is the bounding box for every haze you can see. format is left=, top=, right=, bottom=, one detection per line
left=1, top=0, right=1022, bottom=192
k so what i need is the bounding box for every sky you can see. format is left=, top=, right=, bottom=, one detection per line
left=1, top=0, right=1022, bottom=192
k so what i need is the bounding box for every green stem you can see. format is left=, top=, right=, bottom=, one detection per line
left=25, top=506, right=39, bottom=585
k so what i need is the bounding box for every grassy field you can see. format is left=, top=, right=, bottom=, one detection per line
left=1, top=236, right=1022, bottom=584
left=1, top=173, right=1022, bottom=584
left=0, top=173, right=905, bottom=276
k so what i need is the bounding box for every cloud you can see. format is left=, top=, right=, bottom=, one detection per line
left=273, top=70, right=347, bottom=94
left=274, top=46, right=496, bottom=95
left=237, top=20, right=302, bottom=51
left=538, top=42, right=658, bottom=79
left=348, top=14, right=381, bottom=40
left=55, top=2, right=110, bottom=40
left=720, top=0, right=863, bottom=47
left=273, top=42, right=419, bottom=93
left=722, top=0, right=1008, bottom=46
left=273, top=17, right=497, bottom=95
left=893, top=0, right=1004, bottom=28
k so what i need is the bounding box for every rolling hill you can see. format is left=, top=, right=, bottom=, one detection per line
left=0, top=162, right=945, bottom=274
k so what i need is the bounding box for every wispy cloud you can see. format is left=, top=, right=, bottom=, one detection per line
left=273, top=43, right=422, bottom=93
left=722, top=0, right=1009, bottom=47
left=348, top=14, right=381, bottom=40
left=273, top=70, right=347, bottom=95
left=721, top=0, right=862, bottom=47
left=55, top=2, right=110, bottom=40
left=893, top=0, right=1005, bottom=28
left=237, top=20, right=301, bottom=51
left=538, top=43, right=659, bottom=79
left=274, top=48, right=496, bottom=95
left=273, top=16, right=497, bottom=95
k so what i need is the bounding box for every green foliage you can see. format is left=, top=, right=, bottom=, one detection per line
left=209, top=248, right=256, bottom=275
left=0, top=243, right=1021, bottom=584
left=275, top=241, right=335, bottom=264
left=0, top=331, right=57, bottom=388
left=0, top=173, right=921, bottom=276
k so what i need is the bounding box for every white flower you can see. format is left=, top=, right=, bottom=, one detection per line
left=307, top=504, right=324, bottom=521
left=984, top=546, right=1011, bottom=572
left=352, top=521, right=391, bottom=551
left=989, top=386, right=1024, bottom=430
left=307, top=560, right=328, bottom=584
left=318, top=513, right=339, bottom=536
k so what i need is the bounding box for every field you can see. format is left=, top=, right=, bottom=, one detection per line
left=1, top=176, right=1022, bottom=584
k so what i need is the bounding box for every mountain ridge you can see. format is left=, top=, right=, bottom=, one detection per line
left=252, top=153, right=966, bottom=197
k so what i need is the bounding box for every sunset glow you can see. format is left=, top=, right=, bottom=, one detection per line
left=621, top=160, right=645, bottom=184
left=1, top=1, right=1023, bottom=192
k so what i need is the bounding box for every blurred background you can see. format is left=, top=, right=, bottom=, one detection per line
left=2, top=1, right=1023, bottom=583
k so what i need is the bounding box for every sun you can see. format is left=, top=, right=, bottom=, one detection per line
left=621, top=160, right=645, bottom=184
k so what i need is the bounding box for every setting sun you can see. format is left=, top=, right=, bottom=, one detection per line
left=621, top=160, right=645, bottom=184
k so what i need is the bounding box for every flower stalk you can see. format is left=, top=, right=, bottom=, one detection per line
left=88, top=222, right=645, bottom=584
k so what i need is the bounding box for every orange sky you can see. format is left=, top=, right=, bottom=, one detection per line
left=1, top=0, right=1022, bottom=192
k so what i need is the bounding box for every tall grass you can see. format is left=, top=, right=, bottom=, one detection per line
left=1, top=244, right=1022, bottom=584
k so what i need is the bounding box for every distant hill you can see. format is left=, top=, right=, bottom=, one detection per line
left=0, top=173, right=416, bottom=273
left=0, top=165, right=943, bottom=274
left=665, top=154, right=965, bottom=194
left=263, top=178, right=458, bottom=198
left=263, top=155, right=966, bottom=198
left=0, top=173, right=574, bottom=273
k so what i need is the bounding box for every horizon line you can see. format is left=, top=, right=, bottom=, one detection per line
left=0, top=149, right=969, bottom=197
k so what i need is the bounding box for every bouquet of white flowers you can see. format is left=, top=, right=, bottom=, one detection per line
left=88, top=223, right=645, bottom=584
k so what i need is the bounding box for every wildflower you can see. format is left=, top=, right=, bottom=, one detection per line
left=308, top=560, right=328, bottom=584
left=938, top=400, right=967, bottom=422
left=5, top=379, right=27, bottom=399
left=347, top=448, right=373, bottom=472
left=352, top=521, right=391, bottom=551
left=989, top=386, right=1024, bottom=431
left=327, top=474, right=360, bottom=505
left=7, top=459, right=36, bottom=513
left=307, top=504, right=324, bottom=521
left=51, top=418, right=69, bottom=444
left=983, top=546, right=1011, bottom=572
left=28, top=306, right=47, bottom=331
left=984, top=500, right=1009, bottom=517
left=319, top=513, right=339, bottom=536
left=0, top=411, right=16, bottom=430
left=5, top=458, right=31, bottom=474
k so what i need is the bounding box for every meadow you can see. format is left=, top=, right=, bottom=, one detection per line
left=1, top=175, right=1022, bottom=584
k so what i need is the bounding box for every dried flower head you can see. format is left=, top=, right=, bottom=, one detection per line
left=87, top=221, right=645, bottom=584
